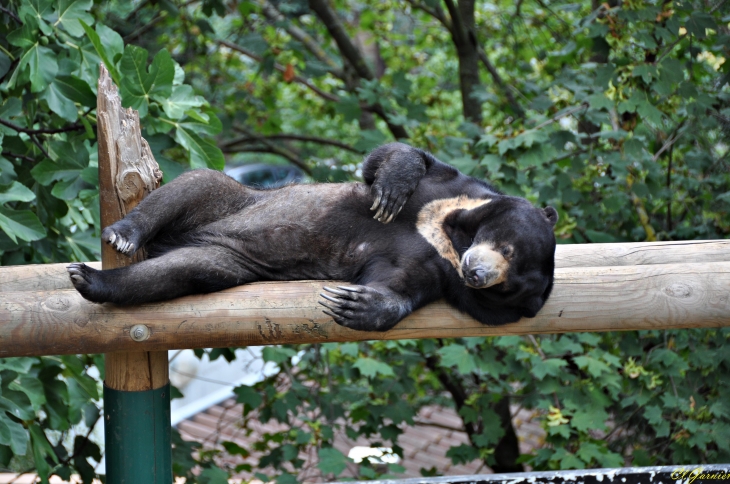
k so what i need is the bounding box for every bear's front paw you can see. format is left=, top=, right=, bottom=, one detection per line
left=102, top=222, right=141, bottom=256
left=319, top=285, right=404, bottom=332
left=370, top=184, right=412, bottom=224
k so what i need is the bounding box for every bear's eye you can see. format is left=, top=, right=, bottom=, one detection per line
left=500, top=245, right=514, bottom=258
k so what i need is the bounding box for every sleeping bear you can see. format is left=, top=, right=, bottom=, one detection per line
left=68, top=142, right=558, bottom=332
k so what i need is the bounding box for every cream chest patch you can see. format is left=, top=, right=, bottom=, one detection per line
left=416, top=196, right=491, bottom=276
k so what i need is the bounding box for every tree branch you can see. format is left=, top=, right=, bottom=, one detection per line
left=442, top=0, right=467, bottom=44
left=307, top=0, right=375, bottom=81
left=217, top=39, right=340, bottom=102
left=0, top=117, right=84, bottom=135
left=413, top=416, right=464, bottom=433
left=404, top=0, right=452, bottom=34
left=222, top=144, right=312, bottom=175
left=259, top=0, right=345, bottom=79
left=225, top=130, right=364, bottom=153
left=0, top=6, right=21, bottom=23
left=477, top=48, right=525, bottom=119
left=30, top=135, right=50, bottom=160
left=531, top=103, right=589, bottom=130
left=2, top=151, right=35, bottom=163
left=224, top=129, right=313, bottom=175
left=654, top=33, right=686, bottom=65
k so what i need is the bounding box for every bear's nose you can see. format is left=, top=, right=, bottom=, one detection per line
left=466, top=266, right=497, bottom=288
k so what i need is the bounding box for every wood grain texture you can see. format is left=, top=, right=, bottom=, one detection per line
left=105, top=351, right=169, bottom=392
left=554, top=240, right=730, bottom=267
left=1, top=262, right=728, bottom=357
left=97, top=64, right=166, bottom=392
left=2, top=240, right=728, bottom=294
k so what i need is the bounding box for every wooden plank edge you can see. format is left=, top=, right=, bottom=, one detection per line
left=2, top=239, right=730, bottom=294
left=1, top=262, right=729, bottom=357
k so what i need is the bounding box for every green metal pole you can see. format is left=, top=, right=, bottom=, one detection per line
left=104, top=383, right=172, bottom=484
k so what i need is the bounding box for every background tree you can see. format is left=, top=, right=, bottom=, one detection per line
left=1, top=0, right=729, bottom=482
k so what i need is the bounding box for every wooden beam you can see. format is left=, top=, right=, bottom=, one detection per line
left=553, top=239, right=730, bottom=267
left=1, top=260, right=729, bottom=357
left=2, top=240, right=728, bottom=294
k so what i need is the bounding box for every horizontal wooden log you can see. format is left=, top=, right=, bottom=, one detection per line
left=1, top=261, right=729, bottom=357
left=553, top=239, right=730, bottom=267
left=2, top=240, right=729, bottom=294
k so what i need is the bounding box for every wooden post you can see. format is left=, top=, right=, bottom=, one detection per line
left=96, top=64, right=171, bottom=483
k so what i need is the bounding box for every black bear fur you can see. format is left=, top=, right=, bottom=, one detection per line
left=68, top=142, right=558, bottom=332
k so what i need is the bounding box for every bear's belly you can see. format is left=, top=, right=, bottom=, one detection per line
left=198, top=182, right=376, bottom=280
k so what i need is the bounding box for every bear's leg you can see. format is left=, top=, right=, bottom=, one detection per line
left=103, top=169, right=252, bottom=256
left=362, top=143, right=433, bottom=223
left=68, top=245, right=257, bottom=305
left=318, top=283, right=416, bottom=332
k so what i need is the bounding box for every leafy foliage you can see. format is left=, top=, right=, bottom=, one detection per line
left=1, top=0, right=729, bottom=481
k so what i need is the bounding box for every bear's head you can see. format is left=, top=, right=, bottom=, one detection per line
left=444, top=197, right=558, bottom=322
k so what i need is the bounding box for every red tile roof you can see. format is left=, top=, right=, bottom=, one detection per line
left=178, top=400, right=546, bottom=481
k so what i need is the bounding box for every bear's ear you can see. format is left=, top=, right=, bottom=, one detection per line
left=443, top=205, right=491, bottom=239
left=543, top=207, right=558, bottom=227
left=443, top=208, right=480, bottom=248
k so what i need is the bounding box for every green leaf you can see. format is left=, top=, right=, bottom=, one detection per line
left=573, top=355, right=611, bottom=377
left=56, top=0, right=94, bottom=37
left=174, top=123, right=225, bottom=170
left=0, top=52, right=10, bottom=79
left=353, top=357, right=395, bottom=378
left=448, top=156, right=478, bottom=175
left=0, top=414, right=28, bottom=455
left=120, top=47, right=175, bottom=117
left=14, top=43, right=58, bottom=93
left=437, top=345, right=477, bottom=374
left=29, top=424, right=58, bottom=483
left=570, top=408, right=608, bottom=432
left=445, top=444, right=479, bottom=465
left=233, top=385, right=262, bottom=415
left=96, top=22, right=124, bottom=62
left=54, top=76, right=97, bottom=106
left=0, top=391, right=35, bottom=420
left=0, top=182, right=36, bottom=205
left=262, top=346, right=296, bottom=364
left=18, top=0, right=53, bottom=35
left=531, top=358, right=568, bottom=380
left=636, top=100, right=664, bottom=126
left=353, top=129, right=387, bottom=152
left=52, top=177, right=87, bottom=200
left=686, top=12, right=716, bottom=39
left=7, top=22, right=38, bottom=49
left=632, top=64, right=657, bottom=83
left=41, top=80, right=78, bottom=122
left=9, top=376, right=47, bottom=409
left=583, top=229, right=619, bottom=243
left=0, top=358, right=34, bottom=373
left=0, top=207, right=46, bottom=243
left=317, top=447, right=348, bottom=476
left=559, top=451, right=585, bottom=469
left=80, top=20, right=120, bottom=84
left=199, top=467, right=230, bottom=484
left=588, top=93, right=613, bottom=111
left=644, top=405, right=663, bottom=425
left=156, top=85, right=206, bottom=120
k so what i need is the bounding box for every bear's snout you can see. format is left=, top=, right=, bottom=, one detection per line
left=461, top=243, right=509, bottom=289
left=465, top=266, right=499, bottom=288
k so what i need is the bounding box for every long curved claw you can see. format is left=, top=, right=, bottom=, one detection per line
left=370, top=187, right=382, bottom=211
left=320, top=293, right=342, bottom=305
left=337, top=285, right=363, bottom=292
